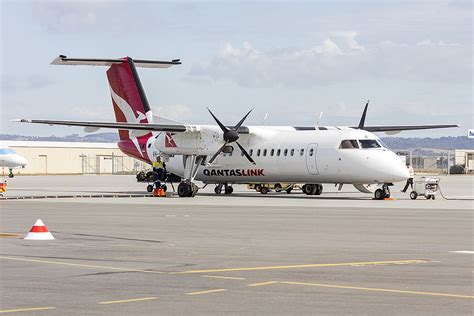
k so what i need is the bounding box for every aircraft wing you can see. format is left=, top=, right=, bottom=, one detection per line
left=15, top=119, right=188, bottom=132
left=356, top=124, right=459, bottom=133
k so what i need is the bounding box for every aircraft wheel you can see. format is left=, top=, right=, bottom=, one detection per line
left=374, top=189, right=385, bottom=200
left=8, top=173, right=14, bottom=178
left=161, top=184, right=167, bottom=192
left=304, top=184, right=317, bottom=195
left=315, top=184, right=323, bottom=195
left=286, top=187, right=292, bottom=194
left=225, top=186, right=233, bottom=194
left=410, top=191, right=417, bottom=200
left=260, top=187, right=269, bottom=194
left=178, top=182, right=191, bottom=197
left=214, top=186, right=222, bottom=194
left=146, top=184, right=154, bottom=192
left=274, top=183, right=282, bottom=192
left=190, top=183, right=198, bottom=197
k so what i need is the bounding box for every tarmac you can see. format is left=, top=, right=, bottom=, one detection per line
left=0, top=175, right=473, bottom=315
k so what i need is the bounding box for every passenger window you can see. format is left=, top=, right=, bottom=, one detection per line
left=277, top=149, right=281, bottom=156
left=359, top=139, right=381, bottom=149
left=263, top=149, right=267, bottom=157
left=290, top=149, right=294, bottom=156
left=300, top=149, right=304, bottom=156
left=309, top=148, right=314, bottom=156
left=284, top=149, right=288, bottom=156
left=339, top=140, right=359, bottom=149
left=270, top=149, right=274, bottom=156
left=257, top=149, right=261, bottom=156
left=250, top=149, right=253, bottom=156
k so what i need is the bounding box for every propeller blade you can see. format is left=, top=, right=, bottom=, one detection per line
left=234, top=108, right=253, bottom=131
left=236, top=141, right=256, bottom=165
left=208, top=143, right=227, bottom=164
left=358, top=100, right=369, bottom=129
left=207, top=108, right=229, bottom=133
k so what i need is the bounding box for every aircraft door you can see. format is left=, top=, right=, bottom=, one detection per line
left=306, top=143, right=319, bottom=175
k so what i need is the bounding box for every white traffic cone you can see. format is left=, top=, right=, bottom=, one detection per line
left=24, top=219, right=55, bottom=240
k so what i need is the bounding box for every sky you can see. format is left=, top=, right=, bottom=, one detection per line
left=1, top=0, right=472, bottom=137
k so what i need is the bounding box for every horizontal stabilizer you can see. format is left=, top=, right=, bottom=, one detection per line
left=14, top=119, right=187, bottom=132
left=51, top=55, right=181, bottom=68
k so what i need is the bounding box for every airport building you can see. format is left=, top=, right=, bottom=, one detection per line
left=454, top=149, right=474, bottom=172
left=2, top=141, right=149, bottom=176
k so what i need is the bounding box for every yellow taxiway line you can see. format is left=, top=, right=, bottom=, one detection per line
left=0, top=307, right=56, bottom=314
left=99, top=297, right=159, bottom=305
left=186, top=289, right=228, bottom=295
left=202, top=275, right=246, bottom=280
left=0, top=256, right=166, bottom=274
left=247, top=281, right=279, bottom=287
left=175, top=259, right=430, bottom=274
left=280, top=281, right=474, bottom=299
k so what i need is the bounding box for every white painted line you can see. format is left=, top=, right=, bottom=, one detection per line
left=450, top=251, right=474, bottom=254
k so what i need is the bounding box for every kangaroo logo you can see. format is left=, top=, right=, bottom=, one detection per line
left=110, top=86, right=148, bottom=157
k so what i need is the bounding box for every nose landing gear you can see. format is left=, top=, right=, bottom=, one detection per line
left=374, top=183, right=392, bottom=200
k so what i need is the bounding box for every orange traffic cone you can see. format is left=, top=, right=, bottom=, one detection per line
left=24, top=219, right=55, bottom=240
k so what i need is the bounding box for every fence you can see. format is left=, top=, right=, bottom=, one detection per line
left=79, top=154, right=148, bottom=175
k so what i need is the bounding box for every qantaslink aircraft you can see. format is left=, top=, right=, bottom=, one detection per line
left=17, top=55, right=458, bottom=199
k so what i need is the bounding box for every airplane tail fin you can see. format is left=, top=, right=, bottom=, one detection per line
left=50, top=55, right=181, bottom=140
left=107, top=58, right=153, bottom=140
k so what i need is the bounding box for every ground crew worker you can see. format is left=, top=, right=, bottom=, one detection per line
left=401, top=165, right=414, bottom=193
left=152, top=157, right=164, bottom=188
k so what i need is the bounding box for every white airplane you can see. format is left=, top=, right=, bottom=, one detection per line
left=17, top=55, right=458, bottom=199
left=0, top=142, right=28, bottom=178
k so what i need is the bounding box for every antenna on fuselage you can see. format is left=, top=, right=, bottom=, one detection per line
left=262, top=112, right=268, bottom=126
left=315, top=112, right=323, bottom=129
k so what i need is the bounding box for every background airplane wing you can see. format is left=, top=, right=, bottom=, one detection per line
left=356, top=124, right=459, bottom=132
left=15, top=119, right=188, bottom=132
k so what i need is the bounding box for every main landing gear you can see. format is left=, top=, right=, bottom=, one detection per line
left=374, top=183, right=392, bottom=200
left=177, top=154, right=205, bottom=198
left=178, top=181, right=199, bottom=197
left=8, top=168, right=14, bottom=178
left=302, top=184, right=323, bottom=196
left=214, top=183, right=233, bottom=195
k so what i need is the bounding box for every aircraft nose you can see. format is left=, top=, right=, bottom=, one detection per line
left=392, top=162, right=410, bottom=182
left=15, top=155, right=28, bottom=167
left=19, top=156, right=28, bottom=166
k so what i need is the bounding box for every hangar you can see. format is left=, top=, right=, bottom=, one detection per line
left=1, top=141, right=148, bottom=176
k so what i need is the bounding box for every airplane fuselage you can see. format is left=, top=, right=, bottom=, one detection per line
left=153, top=126, right=409, bottom=185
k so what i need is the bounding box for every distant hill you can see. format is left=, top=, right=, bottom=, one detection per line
left=380, top=136, right=473, bottom=150
left=1, top=133, right=472, bottom=149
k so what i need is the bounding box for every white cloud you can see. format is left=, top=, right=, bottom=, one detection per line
left=31, top=1, right=145, bottom=33
left=190, top=33, right=469, bottom=88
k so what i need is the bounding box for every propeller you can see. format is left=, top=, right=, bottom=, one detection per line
left=358, top=100, right=370, bottom=129
left=207, top=108, right=256, bottom=165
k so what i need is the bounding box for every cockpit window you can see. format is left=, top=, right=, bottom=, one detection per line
left=359, top=139, right=381, bottom=149
left=339, top=140, right=359, bottom=149
left=377, top=138, right=389, bottom=149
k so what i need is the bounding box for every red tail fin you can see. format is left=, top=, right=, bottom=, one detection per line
left=107, top=57, right=152, bottom=140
